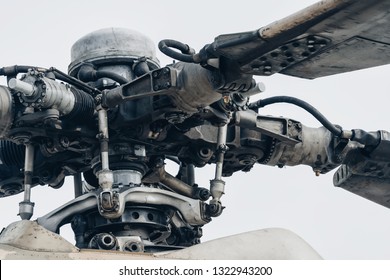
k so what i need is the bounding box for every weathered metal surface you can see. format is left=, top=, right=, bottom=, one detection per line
left=68, top=27, right=160, bottom=77
left=279, top=0, right=390, bottom=78
left=334, top=131, right=390, bottom=208
left=0, top=220, right=78, bottom=253
left=213, top=0, right=390, bottom=79
left=0, top=221, right=321, bottom=260
left=1, top=0, right=390, bottom=259
left=259, top=0, right=354, bottom=39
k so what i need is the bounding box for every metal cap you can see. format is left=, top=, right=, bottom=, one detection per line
left=68, top=27, right=160, bottom=76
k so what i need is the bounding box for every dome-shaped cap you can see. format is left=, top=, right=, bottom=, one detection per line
left=68, top=27, right=160, bottom=76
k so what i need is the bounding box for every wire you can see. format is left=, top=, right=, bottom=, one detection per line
left=249, top=95, right=343, bottom=137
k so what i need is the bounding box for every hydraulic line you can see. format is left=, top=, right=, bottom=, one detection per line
left=158, top=39, right=196, bottom=63
left=95, top=70, right=129, bottom=84
left=76, top=64, right=129, bottom=85
left=0, top=65, right=47, bottom=76
left=249, top=95, right=343, bottom=137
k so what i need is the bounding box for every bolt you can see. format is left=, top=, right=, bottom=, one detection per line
left=223, top=96, right=230, bottom=104
left=197, top=188, right=211, bottom=201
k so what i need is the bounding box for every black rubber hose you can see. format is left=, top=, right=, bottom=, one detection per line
left=96, top=70, right=129, bottom=84
left=158, top=39, right=195, bottom=63
left=249, top=96, right=343, bottom=137
left=0, top=65, right=47, bottom=76
left=133, top=61, right=150, bottom=77
left=77, top=64, right=129, bottom=85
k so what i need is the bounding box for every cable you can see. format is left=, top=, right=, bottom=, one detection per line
left=249, top=95, right=343, bottom=137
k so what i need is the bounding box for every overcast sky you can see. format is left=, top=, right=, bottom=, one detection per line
left=1, top=0, right=390, bottom=259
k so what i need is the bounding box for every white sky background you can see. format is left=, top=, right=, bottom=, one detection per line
left=1, top=0, right=390, bottom=259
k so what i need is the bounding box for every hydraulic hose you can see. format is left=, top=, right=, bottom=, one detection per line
left=0, top=65, right=48, bottom=76
left=158, top=39, right=196, bottom=63
left=249, top=95, right=343, bottom=137
left=76, top=64, right=129, bottom=85
left=95, top=70, right=129, bottom=84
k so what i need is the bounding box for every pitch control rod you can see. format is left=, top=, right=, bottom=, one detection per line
left=209, top=122, right=228, bottom=217
left=19, top=143, right=35, bottom=220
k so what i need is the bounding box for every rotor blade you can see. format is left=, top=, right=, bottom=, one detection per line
left=210, top=0, right=390, bottom=79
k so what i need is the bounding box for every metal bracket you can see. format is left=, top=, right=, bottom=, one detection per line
left=98, top=189, right=121, bottom=218
left=102, top=67, right=178, bottom=108
left=37, top=186, right=211, bottom=233
left=234, top=110, right=302, bottom=146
